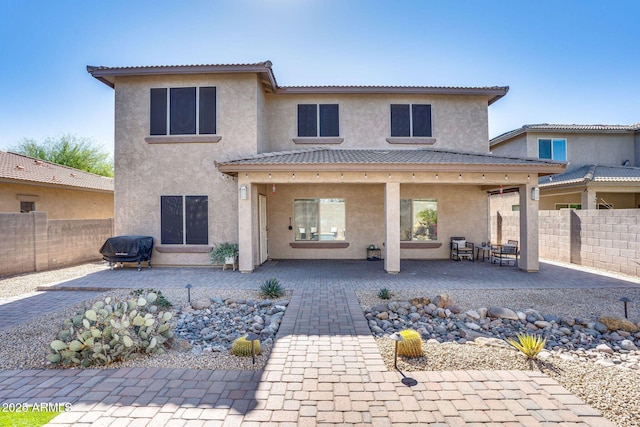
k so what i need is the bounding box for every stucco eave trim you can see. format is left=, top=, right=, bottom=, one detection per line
left=0, top=178, right=114, bottom=194
left=292, top=137, right=344, bottom=145
left=289, top=242, right=350, bottom=249
left=155, top=245, right=212, bottom=253
left=145, top=136, right=222, bottom=144
left=386, top=137, right=436, bottom=145
left=218, top=163, right=567, bottom=174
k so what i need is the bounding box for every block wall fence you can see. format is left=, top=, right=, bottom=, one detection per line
left=0, top=212, right=114, bottom=277
left=492, top=209, right=640, bottom=276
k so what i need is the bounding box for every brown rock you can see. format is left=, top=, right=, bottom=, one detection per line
left=432, top=293, right=453, bottom=308
left=598, top=316, right=640, bottom=333
left=376, top=312, right=389, bottom=320
left=409, top=297, right=431, bottom=307
left=191, top=300, right=211, bottom=310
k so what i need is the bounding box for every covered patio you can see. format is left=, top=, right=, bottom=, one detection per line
left=217, top=147, right=565, bottom=274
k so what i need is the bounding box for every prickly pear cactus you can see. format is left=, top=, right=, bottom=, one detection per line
left=48, top=292, right=174, bottom=367
left=397, top=329, right=423, bottom=358
left=231, top=336, right=261, bottom=357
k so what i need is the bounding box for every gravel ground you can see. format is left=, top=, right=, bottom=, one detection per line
left=363, top=290, right=640, bottom=427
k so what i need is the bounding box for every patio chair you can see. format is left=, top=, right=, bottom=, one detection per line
left=491, top=240, right=518, bottom=266
left=450, top=237, right=474, bottom=261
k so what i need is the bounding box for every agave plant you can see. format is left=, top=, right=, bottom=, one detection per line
left=378, top=288, right=392, bottom=300
left=260, top=278, right=284, bottom=298
left=507, top=333, right=547, bottom=359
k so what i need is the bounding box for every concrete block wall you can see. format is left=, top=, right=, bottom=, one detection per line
left=0, top=212, right=114, bottom=277
left=492, top=209, right=640, bottom=276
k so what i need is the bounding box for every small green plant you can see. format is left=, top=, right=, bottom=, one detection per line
left=507, top=333, right=547, bottom=359
left=260, top=278, right=284, bottom=298
left=210, top=242, right=239, bottom=264
left=231, top=336, right=262, bottom=357
left=397, top=329, right=423, bottom=358
left=378, top=288, right=392, bottom=300
left=131, top=288, right=172, bottom=309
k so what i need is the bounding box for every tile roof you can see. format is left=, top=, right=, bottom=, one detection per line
left=217, top=147, right=564, bottom=172
left=539, top=164, right=640, bottom=187
left=491, top=123, right=640, bottom=146
left=87, top=61, right=508, bottom=104
left=0, top=151, right=114, bottom=192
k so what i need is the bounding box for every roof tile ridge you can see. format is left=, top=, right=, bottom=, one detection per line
left=583, top=164, right=598, bottom=183
left=5, top=151, right=113, bottom=179
left=216, top=147, right=327, bottom=164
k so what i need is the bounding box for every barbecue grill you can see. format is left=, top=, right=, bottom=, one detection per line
left=99, top=235, right=153, bottom=271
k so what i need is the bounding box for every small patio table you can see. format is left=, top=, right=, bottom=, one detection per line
left=476, top=244, right=491, bottom=261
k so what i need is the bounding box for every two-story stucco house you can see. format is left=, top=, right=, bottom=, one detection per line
left=490, top=124, right=640, bottom=210
left=87, top=61, right=564, bottom=273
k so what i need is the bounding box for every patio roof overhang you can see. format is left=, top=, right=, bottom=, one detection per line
left=216, top=148, right=567, bottom=178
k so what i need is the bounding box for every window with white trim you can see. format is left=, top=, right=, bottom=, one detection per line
left=390, top=104, right=432, bottom=137
left=150, top=87, right=216, bottom=136
left=294, top=198, right=345, bottom=241
left=538, top=138, right=566, bottom=161
left=161, top=195, right=208, bottom=244
left=400, top=199, right=437, bottom=241
left=555, top=203, right=581, bottom=210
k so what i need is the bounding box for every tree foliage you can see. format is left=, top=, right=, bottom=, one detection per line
left=11, top=134, right=114, bottom=177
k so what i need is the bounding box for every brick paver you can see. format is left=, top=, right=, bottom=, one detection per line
left=0, top=260, right=627, bottom=426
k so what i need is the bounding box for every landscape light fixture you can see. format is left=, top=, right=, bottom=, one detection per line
left=185, top=284, right=192, bottom=303
left=245, top=333, right=260, bottom=364
left=389, top=333, right=418, bottom=387
left=620, top=297, right=631, bottom=319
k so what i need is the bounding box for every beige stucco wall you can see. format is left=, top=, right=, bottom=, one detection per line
left=490, top=134, right=527, bottom=157
left=525, top=132, right=635, bottom=167
left=539, top=192, right=582, bottom=210
left=0, top=182, right=113, bottom=219
left=264, top=94, right=490, bottom=153
left=265, top=182, right=489, bottom=260
left=113, top=73, right=262, bottom=266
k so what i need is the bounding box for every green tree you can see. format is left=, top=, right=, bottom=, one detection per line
left=11, top=134, right=113, bottom=177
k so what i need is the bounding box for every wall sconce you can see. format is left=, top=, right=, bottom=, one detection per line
left=271, top=183, right=276, bottom=194
left=240, top=185, right=247, bottom=200
left=531, top=187, right=539, bottom=201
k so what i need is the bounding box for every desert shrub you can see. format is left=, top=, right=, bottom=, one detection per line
left=48, top=292, right=174, bottom=367
left=506, top=333, right=547, bottom=359
left=260, top=278, right=284, bottom=298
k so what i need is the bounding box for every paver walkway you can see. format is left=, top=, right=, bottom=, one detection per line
left=0, top=260, right=630, bottom=425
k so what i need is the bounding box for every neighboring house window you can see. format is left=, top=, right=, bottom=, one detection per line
left=390, top=104, right=432, bottom=137
left=297, top=104, right=339, bottom=137
left=161, top=196, right=208, bottom=244
left=150, top=87, right=216, bottom=136
left=294, top=198, right=345, bottom=241
left=555, top=203, right=581, bottom=210
left=538, top=138, right=567, bottom=161
left=400, top=199, right=437, bottom=241
left=20, top=201, right=35, bottom=213
left=511, top=205, right=520, bottom=211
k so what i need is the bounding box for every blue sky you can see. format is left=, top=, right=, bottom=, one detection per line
left=1, top=0, right=638, bottom=157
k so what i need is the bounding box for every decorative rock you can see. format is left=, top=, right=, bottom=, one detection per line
left=432, top=293, right=453, bottom=308
left=465, top=322, right=481, bottom=331
left=598, top=316, right=640, bottom=333
left=409, top=297, right=431, bottom=306
left=534, top=320, right=551, bottom=329
left=478, top=307, right=488, bottom=319
left=595, top=343, right=614, bottom=354
left=466, top=310, right=480, bottom=320
left=620, top=339, right=638, bottom=351
left=376, top=312, right=389, bottom=320
left=191, top=300, right=210, bottom=310
left=408, top=313, right=421, bottom=322
left=594, top=322, right=609, bottom=334
left=487, top=306, right=519, bottom=321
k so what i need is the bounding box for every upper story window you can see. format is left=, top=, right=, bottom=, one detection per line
left=538, top=138, right=566, bottom=161
left=297, top=104, right=339, bottom=137
left=150, top=87, right=216, bottom=136
left=391, top=104, right=432, bottom=137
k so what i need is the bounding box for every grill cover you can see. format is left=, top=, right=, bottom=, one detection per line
left=99, top=236, right=153, bottom=263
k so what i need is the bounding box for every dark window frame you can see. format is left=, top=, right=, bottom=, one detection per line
left=20, top=201, right=35, bottom=213
left=390, top=104, right=432, bottom=137
left=150, top=87, right=216, bottom=136
left=538, top=138, right=567, bottom=161
left=161, top=195, right=208, bottom=245
left=297, top=104, right=339, bottom=137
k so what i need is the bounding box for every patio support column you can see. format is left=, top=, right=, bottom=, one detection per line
left=581, top=188, right=597, bottom=209
left=238, top=181, right=254, bottom=273
left=384, top=182, right=400, bottom=274
left=519, top=183, right=539, bottom=272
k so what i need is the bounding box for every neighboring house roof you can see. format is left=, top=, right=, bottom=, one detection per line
left=87, top=61, right=509, bottom=105
left=216, top=147, right=565, bottom=174
left=490, top=123, right=640, bottom=146
left=0, top=151, right=114, bottom=193
left=539, top=164, right=640, bottom=188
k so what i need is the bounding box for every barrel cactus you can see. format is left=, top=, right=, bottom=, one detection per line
left=397, top=329, right=423, bottom=358
left=231, top=336, right=261, bottom=357
left=48, top=292, right=175, bottom=367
